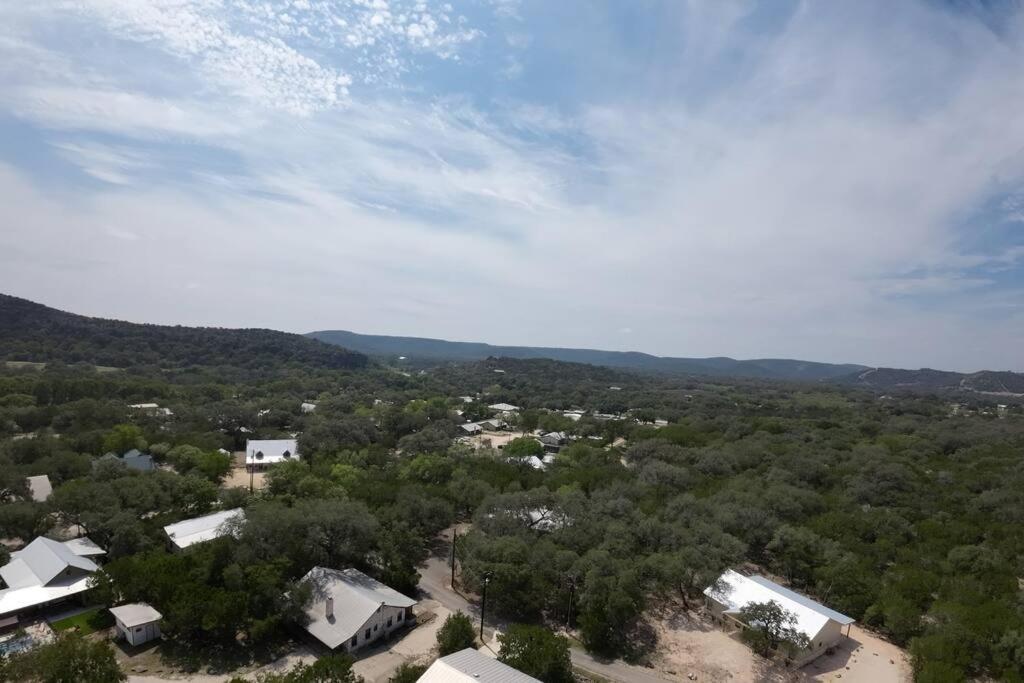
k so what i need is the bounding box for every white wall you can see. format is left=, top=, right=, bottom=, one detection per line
left=343, top=604, right=412, bottom=652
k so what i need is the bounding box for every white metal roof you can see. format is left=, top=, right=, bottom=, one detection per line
left=245, top=439, right=299, bottom=466
left=110, top=603, right=162, bottom=627
left=488, top=403, right=519, bottom=412
left=61, top=537, right=106, bottom=557
left=299, top=567, right=416, bottom=650
left=704, top=570, right=853, bottom=643
left=2, top=537, right=98, bottom=589
left=417, top=648, right=541, bottom=683
left=0, top=574, right=94, bottom=617
left=163, top=508, right=244, bottom=550
left=26, top=475, right=52, bottom=502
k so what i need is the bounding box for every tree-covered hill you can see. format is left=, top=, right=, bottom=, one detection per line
left=0, top=294, right=367, bottom=371
left=307, top=329, right=867, bottom=381
left=837, top=367, right=1024, bottom=396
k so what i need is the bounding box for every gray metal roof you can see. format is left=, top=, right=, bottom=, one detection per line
left=747, top=575, right=854, bottom=626
left=1, top=537, right=98, bottom=589
left=299, top=567, right=415, bottom=649
left=163, top=508, right=244, bottom=550
left=418, top=649, right=541, bottom=683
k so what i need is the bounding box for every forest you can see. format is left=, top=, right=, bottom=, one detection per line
left=1, top=299, right=1023, bottom=682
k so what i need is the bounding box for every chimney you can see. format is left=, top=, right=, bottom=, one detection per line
left=326, top=597, right=334, bottom=620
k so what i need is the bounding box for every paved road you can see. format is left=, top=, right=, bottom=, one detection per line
left=418, top=536, right=678, bottom=683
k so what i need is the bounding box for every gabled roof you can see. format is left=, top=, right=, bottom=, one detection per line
left=704, top=570, right=853, bottom=643
left=163, top=508, right=244, bottom=550
left=299, top=567, right=416, bottom=650
left=1, top=537, right=98, bottom=589
left=61, top=537, right=106, bottom=558
left=245, top=439, right=300, bottom=466
left=26, top=475, right=52, bottom=502
left=418, top=648, right=541, bottom=683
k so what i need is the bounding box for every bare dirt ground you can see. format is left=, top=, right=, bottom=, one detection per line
left=466, top=431, right=520, bottom=450
left=220, top=451, right=266, bottom=490
left=801, top=625, right=911, bottom=683
left=649, top=607, right=794, bottom=683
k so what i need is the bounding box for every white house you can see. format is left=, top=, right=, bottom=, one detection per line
left=301, top=402, right=317, bottom=414
left=298, top=567, right=416, bottom=652
left=25, top=475, right=52, bottom=502
left=0, top=536, right=104, bottom=625
left=418, top=648, right=540, bottom=683
left=704, top=569, right=854, bottom=665
left=163, top=508, right=244, bottom=551
left=245, top=439, right=299, bottom=471
left=488, top=403, right=519, bottom=413
left=128, top=403, right=173, bottom=417
left=110, top=603, right=162, bottom=646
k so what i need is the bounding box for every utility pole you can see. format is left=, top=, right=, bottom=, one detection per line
left=248, top=449, right=254, bottom=494
left=479, top=572, right=491, bottom=642
left=450, top=529, right=458, bottom=589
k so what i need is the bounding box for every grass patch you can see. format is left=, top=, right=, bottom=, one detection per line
left=50, top=608, right=113, bottom=635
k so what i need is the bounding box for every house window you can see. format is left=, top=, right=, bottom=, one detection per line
left=387, top=617, right=392, bottom=627
left=397, top=612, right=404, bottom=621
left=351, top=635, right=357, bottom=647
left=373, top=624, right=378, bottom=632
left=365, top=628, right=370, bottom=640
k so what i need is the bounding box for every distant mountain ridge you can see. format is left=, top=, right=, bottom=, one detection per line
left=306, top=329, right=868, bottom=381
left=838, top=367, right=1024, bottom=395
left=0, top=294, right=367, bottom=371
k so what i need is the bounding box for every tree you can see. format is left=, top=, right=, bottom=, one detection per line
left=102, top=424, right=146, bottom=455
left=1, top=634, right=125, bottom=683
left=739, top=600, right=810, bottom=658
left=497, top=624, right=573, bottom=683
left=436, top=612, right=476, bottom=655
left=504, top=437, right=543, bottom=457
left=387, top=663, right=427, bottom=683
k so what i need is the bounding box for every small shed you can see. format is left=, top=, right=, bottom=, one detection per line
left=110, top=603, right=162, bottom=646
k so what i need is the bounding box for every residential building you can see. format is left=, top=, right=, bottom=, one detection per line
left=417, top=648, right=541, bottom=683
left=245, top=439, right=299, bottom=471
left=488, top=402, right=519, bottom=412
left=163, top=508, right=244, bottom=551
left=0, top=537, right=104, bottom=626
left=460, top=423, right=483, bottom=435
left=297, top=567, right=415, bottom=652
left=704, top=569, right=854, bottom=665
left=94, top=450, right=155, bottom=472
left=301, top=402, right=317, bottom=413
left=110, top=603, right=162, bottom=646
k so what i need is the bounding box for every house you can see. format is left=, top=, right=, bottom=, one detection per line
left=0, top=537, right=104, bottom=626
left=245, top=439, right=299, bottom=471
left=479, top=418, right=505, bottom=431
left=128, top=403, right=173, bottom=417
left=562, top=410, right=583, bottom=422
left=457, top=396, right=475, bottom=403
left=417, top=648, right=540, bottom=683
left=298, top=567, right=416, bottom=652
left=163, top=508, right=244, bottom=551
left=110, top=603, right=162, bottom=646
left=25, top=475, right=52, bottom=502
left=94, top=450, right=155, bottom=472
left=539, top=431, right=567, bottom=453
left=527, top=507, right=569, bottom=532
left=704, top=569, right=854, bottom=665
left=460, top=423, right=482, bottom=436
left=488, top=403, right=519, bottom=413
left=301, top=402, right=317, bottom=414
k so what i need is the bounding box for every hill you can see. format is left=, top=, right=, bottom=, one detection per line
left=839, top=367, right=1024, bottom=395
left=306, top=329, right=866, bottom=381
left=0, top=294, right=367, bottom=371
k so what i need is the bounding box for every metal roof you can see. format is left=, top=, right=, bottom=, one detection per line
left=747, top=575, right=854, bottom=626
left=163, top=508, right=244, bottom=550
left=110, top=603, right=162, bottom=627
left=26, top=475, right=52, bottom=502
left=299, top=567, right=416, bottom=650
left=245, top=439, right=300, bottom=466
left=418, top=649, right=541, bottom=683
left=1, top=537, right=98, bottom=589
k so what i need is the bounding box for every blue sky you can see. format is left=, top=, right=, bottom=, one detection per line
left=1, top=0, right=1023, bottom=372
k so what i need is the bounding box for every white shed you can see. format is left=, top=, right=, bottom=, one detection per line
left=110, top=603, right=162, bottom=646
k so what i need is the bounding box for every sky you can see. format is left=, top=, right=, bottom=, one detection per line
left=2, top=0, right=1024, bottom=372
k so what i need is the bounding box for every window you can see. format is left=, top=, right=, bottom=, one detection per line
left=387, top=617, right=392, bottom=627
left=397, top=612, right=404, bottom=621
left=365, top=629, right=370, bottom=640
left=351, top=635, right=357, bottom=647
left=373, top=624, right=378, bottom=632
left=283, top=450, right=291, bottom=458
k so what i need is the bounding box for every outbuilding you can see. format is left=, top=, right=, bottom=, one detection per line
left=245, top=439, right=300, bottom=471
left=417, top=648, right=540, bottom=682
left=110, top=603, right=162, bottom=646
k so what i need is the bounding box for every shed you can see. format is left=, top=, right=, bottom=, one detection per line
left=110, top=603, right=162, bottom=646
